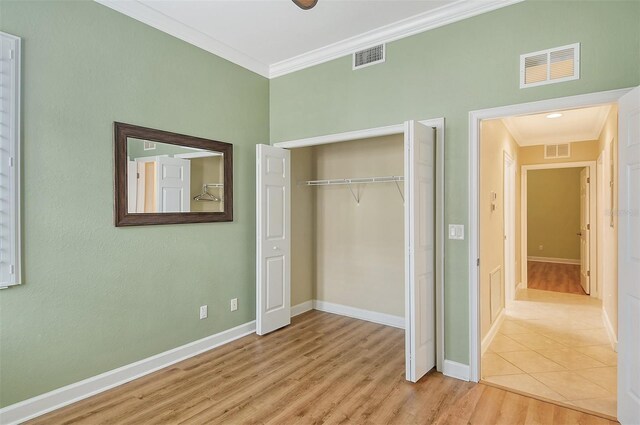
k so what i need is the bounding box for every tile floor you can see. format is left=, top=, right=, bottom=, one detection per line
left=481, top=288, right=617, bottom=418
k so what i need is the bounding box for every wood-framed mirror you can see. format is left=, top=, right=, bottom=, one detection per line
left=114, top=122, right=233, bottom=226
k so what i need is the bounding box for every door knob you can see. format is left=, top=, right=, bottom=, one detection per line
left=576, top=232, right=582, bottom=236
left=273, top=246, right=279, bottom=250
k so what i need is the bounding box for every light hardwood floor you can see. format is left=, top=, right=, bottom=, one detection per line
left=30, top=311, right=617, bottom=425
left=527, top=261, right=586, bottom=295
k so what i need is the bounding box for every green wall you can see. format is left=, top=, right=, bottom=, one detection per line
left=0, top=0, right=268, bottom=407
left=269, top=1, right=640, bottom=364
left=527, top=168, right=582, bottom=260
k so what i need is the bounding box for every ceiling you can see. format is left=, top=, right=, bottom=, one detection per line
left=97, top=0, right=522, bottom=77
left=501, top=105, right=612, bottom=147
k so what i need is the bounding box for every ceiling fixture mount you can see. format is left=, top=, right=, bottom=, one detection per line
left=546, top=113, right=563, bottom=119
left=292, top=0, right=318, bottom=10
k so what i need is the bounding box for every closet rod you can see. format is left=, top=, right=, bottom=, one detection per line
left=300, top=175, right=404, bottom=205
left=301, top=175, right=404, bottom=186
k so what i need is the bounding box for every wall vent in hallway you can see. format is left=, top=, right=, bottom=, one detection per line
left=353, top=44, right=385, bottom=70
left=544, top=143, right=571, bottom=159
left=520, top=43, right=580, bottom=88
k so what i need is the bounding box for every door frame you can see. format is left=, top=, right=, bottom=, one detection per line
left=468, top=87, right=633, bottom=383
left=520, top=161, right=597, bottom=296
left=503, top=152, right=516, bottom=305
left=273, top=117, right=445, bottom=373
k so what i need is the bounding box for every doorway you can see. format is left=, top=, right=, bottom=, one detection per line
left=522, top=163, right=596, bottom=296
left=255, top=119, right=445, bottom=384
left=475, top=97, right=624, bottom=420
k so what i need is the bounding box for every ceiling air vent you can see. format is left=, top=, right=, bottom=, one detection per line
left=520, top=43, right=580, bottom=89
left=353, top=44, right=385, bottom=70
left=544, top=143, right=571, bottom=159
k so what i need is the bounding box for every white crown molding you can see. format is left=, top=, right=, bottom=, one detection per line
left=268, top=0, right=524, bottom=78
left=95, top=0, right=270, bottom=77
left=96, top=0, right=522, bottom=80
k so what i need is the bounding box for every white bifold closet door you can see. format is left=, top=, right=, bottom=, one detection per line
left=256, top=144, right=291, bottom=335
left=404, top=121, right=436, bottom=382
left=256, top=121, right=436, bottom=384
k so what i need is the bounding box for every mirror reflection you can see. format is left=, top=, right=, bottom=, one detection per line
left=126, top=138, right=225, bottom=214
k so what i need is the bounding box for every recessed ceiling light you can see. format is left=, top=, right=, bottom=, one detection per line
left=546, top=113, right=563, bottom=119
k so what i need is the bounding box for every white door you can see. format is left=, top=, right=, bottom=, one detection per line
left=256, top=144, right=291, bottom=335
left=405, top=121, right=436, bottom=382
left=503, top=154, right=516, bottom=304
left=579, top=167, right=590, bottom=294
left=127, top=161, right=138, bottom=213
left=618, top=86, right=640, bottom=424
left=155, top=157, right=190, bottom=212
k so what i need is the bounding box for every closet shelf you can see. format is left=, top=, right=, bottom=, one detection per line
left=300, top=176, right=404, bottom=186
left=300, top=175, right=404, bottom=205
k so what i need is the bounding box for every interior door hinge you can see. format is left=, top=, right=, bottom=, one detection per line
left=587, top=177, right=590, bottom=183
left=587, top=270, right=590, bottom=277
left=137, top=172, right=140, bottom=179
left=477, top=258, right=480, bottom=267
left=587, top=224, right=590, bottom=231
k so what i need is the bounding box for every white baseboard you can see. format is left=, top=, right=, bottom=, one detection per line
left=481, top=309, right=505, bottom=355
left=602, top=308, right=618, bottom=352
left=313, top=300, right=405, bottom=329
left=527, top=256, right=580, bottom=265
left=0, top=321, right=256, bottom=425
left=291, top=300, right=314, bottom=317
left=443, top=360, right=470, bottom=381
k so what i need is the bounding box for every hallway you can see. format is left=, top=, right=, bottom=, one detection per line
left=481, top=288, right=617, bottom=419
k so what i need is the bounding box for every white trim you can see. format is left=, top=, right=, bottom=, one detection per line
left=520, top=161, right=597, bottom=297
left=0, top=32, right=21, bottom=289
left=291, top=300, right=314, bottom=317
left=503, top=152, right=516, bottom=305
left=270, top=0, right=524, bottom=78
left=519, top=42, right=580, bottom=89
left=527, top=256, right=580, bottom=265
left=0, top=321, right=256, bottom=425
left=602, top=308, right=618, bottom=352
left=468, top=87, right=633, bottom=383
left=481, top=309, right=505, bottom=355
left=442, top=360, right=470, bottom=381
left=174, top=151, right=222, bottom=159
left=97, top=0, right=523, bottom=79
left=313, top=300, right=405, bottom=329
left=273, top=124, right=404, bottom=149
left=95, top=0, right=270, bottom=77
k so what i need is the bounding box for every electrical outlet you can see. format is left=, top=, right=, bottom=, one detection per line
left=538, top=244, right=543, bottom=251
left=230, top=298, right=238, bottom=312
left=199, top=305, right=208, bottom=320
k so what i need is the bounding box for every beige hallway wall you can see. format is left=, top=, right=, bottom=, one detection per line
left=520, top=140, right=600, bottom=165
left=480, top=119, right=521, bottom=339
left=597, top=105, right=618, bottom=338
left=527, top=168, right=582, bottom=260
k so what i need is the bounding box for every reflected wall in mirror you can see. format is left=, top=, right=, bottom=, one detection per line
left=114, top=123, right=233, bottom=226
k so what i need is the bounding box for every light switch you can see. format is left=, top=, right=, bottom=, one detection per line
left=448, top=224, right=464, bottom=240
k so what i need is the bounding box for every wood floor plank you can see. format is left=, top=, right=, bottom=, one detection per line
left=27, top=311, right=618, bottom=425
left=527, top=261, right=586, bottom=295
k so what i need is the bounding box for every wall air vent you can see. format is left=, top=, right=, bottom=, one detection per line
left=544, top=143, right=571, bottom=159
left=353, top=44, right=385, bottom=70
left=520, top=43, right=580, bottom=89
left=143, top=141, right=156, bottom=150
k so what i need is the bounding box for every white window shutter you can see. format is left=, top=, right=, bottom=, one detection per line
left=0, top=32, right=21, bottom=288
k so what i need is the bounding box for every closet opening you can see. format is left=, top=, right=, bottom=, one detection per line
left=256, top=120, right=444, bottom=384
